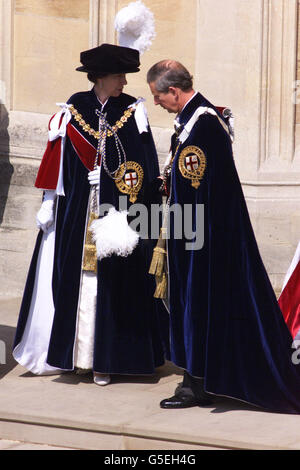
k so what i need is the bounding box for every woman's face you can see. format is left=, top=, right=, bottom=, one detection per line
left=98, top=73, right=128, bottom=98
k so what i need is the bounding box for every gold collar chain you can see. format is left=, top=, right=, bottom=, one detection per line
left=68, top=104, right=134, bottom=139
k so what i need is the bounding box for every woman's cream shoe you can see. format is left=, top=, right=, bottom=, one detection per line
left=93, top=373, right=111, bottom=386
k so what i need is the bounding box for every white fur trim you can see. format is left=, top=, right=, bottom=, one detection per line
left=128, top=98, right=148, bottom=133
left=115, top=1, right=155, bottom=54
left=74, top=271, right=97, bottom=370
left=90, top=207, right=139, bottom=260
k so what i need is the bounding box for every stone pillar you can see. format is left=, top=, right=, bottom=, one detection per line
left=0, top=0, right=12, bottom=110
left=89, top=0, right=117, bottom=46
left=194, top=0, right=300, bottom=293
left=246, top=0, right=300, bottom=293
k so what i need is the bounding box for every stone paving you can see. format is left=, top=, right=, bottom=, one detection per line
left=1, top=297, right=300, bottom=450
left=0, top=438, right=75, bottom=450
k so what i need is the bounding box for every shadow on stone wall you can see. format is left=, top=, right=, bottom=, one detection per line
left=0, top=104, right=13, bottom=225
left=0, top=324, right=17, bottom=380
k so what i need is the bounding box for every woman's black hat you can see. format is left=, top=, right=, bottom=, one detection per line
left=76, top=43, right=140, bottom=75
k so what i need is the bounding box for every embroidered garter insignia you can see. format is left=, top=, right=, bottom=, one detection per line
left=115, top=161, right=144, bottom=203
left=178, top=145, right=206, bottom=189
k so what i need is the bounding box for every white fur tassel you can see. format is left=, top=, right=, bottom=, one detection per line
left=90, top=207, right=139, bottom=260
left=115, top=1, right=155, bottom=54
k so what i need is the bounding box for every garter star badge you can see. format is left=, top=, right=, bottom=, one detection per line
left=115, top=161, right=144, bottom=203
left=178, top=145, right=206, bottom=189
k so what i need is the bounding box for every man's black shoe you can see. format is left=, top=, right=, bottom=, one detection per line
left=160, top=392, right=213, bottom=409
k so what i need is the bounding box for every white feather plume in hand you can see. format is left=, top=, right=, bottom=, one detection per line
left=115, top=1, right=155, bottom=54
left=90, top=207, right=139, bottom=260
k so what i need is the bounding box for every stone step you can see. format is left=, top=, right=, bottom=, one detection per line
left=1, top=298, right=300, bottom=451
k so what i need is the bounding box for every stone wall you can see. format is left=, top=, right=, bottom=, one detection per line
left=13, top=0, right=90, bottom=114
left=0, top=0, right=300, bottom=297
left=0, top=0, right=90, bottom=297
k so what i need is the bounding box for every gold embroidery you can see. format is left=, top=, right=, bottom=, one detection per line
left=178, top=145, right=206, bottom=189
left=69, top=104, right=133, bottom=139
left=114, top=161, right=144, bottom=203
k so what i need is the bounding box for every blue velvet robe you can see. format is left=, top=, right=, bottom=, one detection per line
left=167, top=92, right=300, bottom=413
left=13, top=88, right=169, bottom=375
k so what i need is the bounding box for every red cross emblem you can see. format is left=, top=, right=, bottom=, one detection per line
left=185, top=155, right=199, bottom=171
left=125, top=171, right=138, bottom=187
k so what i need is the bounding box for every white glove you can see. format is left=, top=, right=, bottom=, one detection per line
left=36, top=190, right=56, bottom=233
left=88, top=166, right=100, bottom=187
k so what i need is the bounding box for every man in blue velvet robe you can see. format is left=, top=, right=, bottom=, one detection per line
left=147, top=59, right=300, bottom=414
left=13, top=45, right=169, bottom=382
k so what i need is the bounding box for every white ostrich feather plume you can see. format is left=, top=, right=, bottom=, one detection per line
left=115, top=1, right=155, bottom=54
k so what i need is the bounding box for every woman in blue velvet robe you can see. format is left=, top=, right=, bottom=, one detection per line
left=13, top=44, right=169, bottom=383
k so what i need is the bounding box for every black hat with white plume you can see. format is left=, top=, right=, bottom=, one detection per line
left=76, top=1, right=155, bottom=75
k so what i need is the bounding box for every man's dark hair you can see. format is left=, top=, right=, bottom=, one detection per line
left=147, top=60, right=193, bottom=93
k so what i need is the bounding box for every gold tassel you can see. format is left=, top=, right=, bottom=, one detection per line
left=153, top=271, right=167, bottom=299
left=148, top=246, right=167, bottom=276
left=149, top=228, right=168, bottom=299
left=82, top=211, right=98, bottom=273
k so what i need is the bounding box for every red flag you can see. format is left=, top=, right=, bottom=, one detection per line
left=278, top=242, right=300, bottom=339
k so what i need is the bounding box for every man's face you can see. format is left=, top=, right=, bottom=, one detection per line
left=99, top=73, right=128, bottom=97
left=149, top=81, right=179, bottom=113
